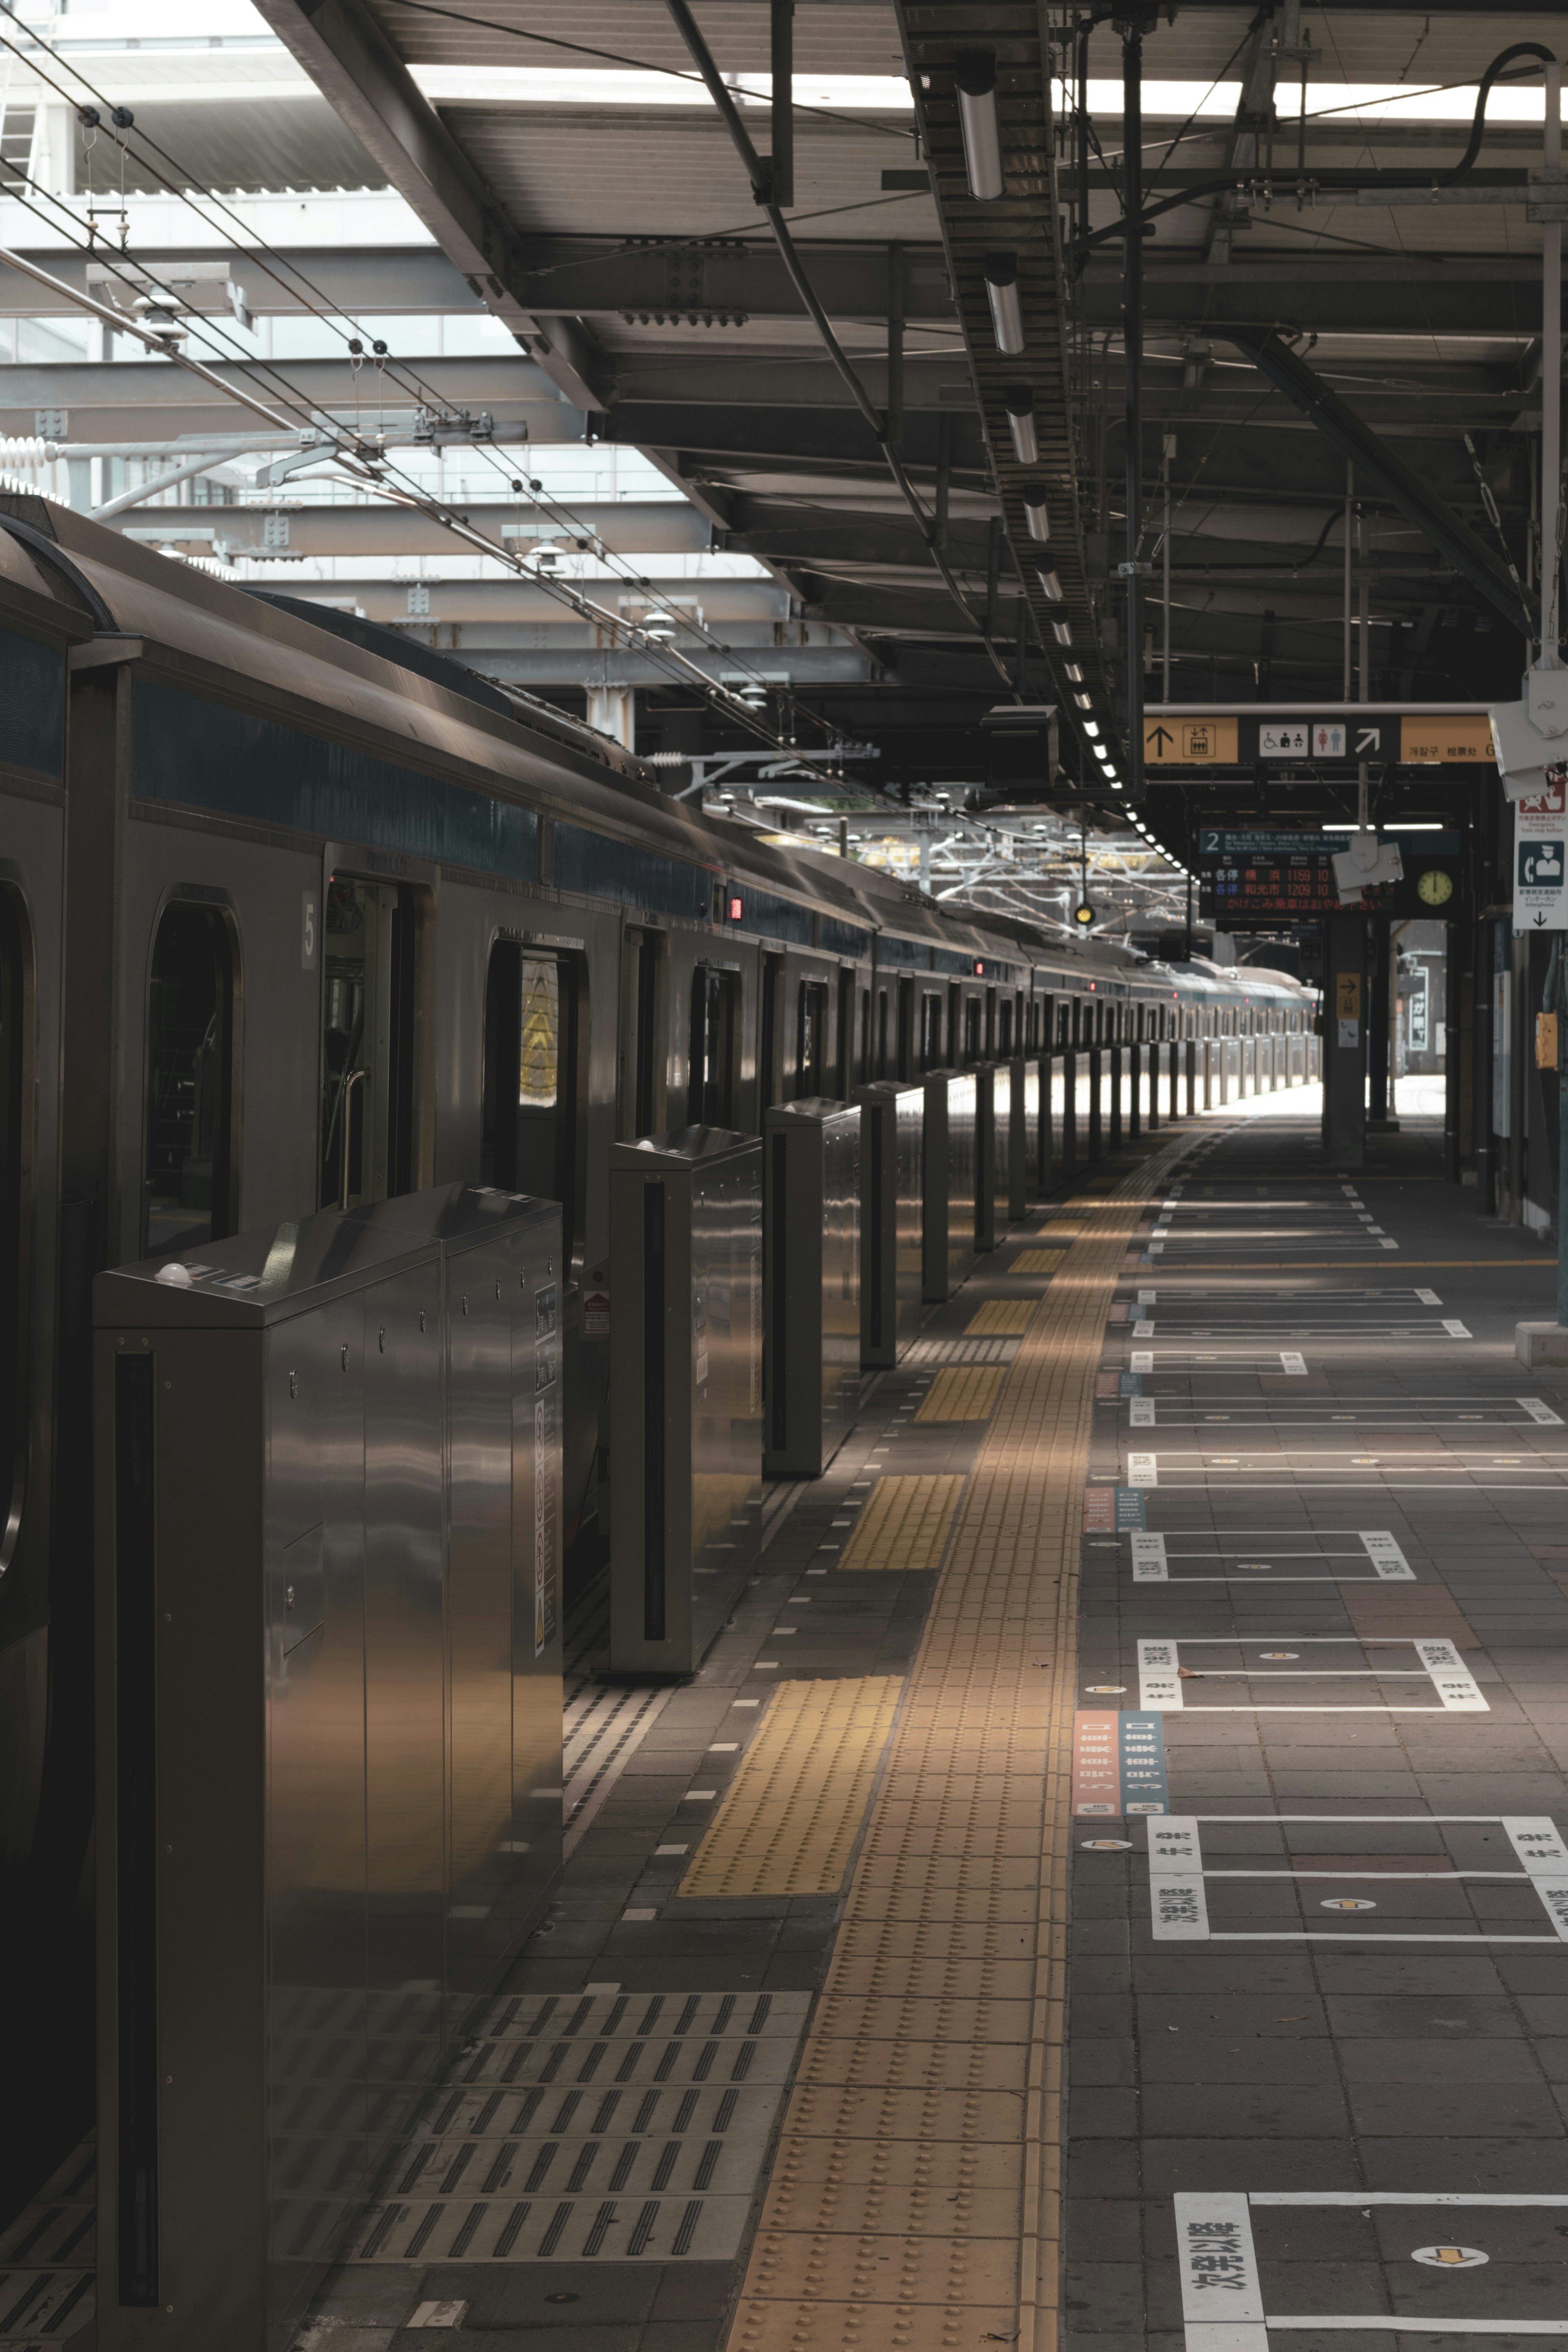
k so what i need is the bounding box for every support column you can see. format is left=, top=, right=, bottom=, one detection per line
left=1323, top=909, right=1368, bottom=1168
left=1368, top=914, right=1394, bottom=1128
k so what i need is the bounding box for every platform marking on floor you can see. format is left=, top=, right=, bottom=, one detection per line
left=1130, top=1401, right=1562, bottom=1429
left=1127, top=1529, right=1414, bottom=1583
left=1131, top=1319, right=1470, bottom=1339
left=1011, top=1247, right=1067, bottom=1273
left=1147, top=1815, right=1568, bottom=1943
left=678, top=1677, right=902, bottom=1898
left=1177, top=2189, right=1568, bottom=2347
left=914, top=1364, right=1006, bottom=1420
left=1135, top=1636, right=1487, bottom=1713
left=833, top=1474, right=966, bottom=1572
left=1070, top=1710, right=1171, bottom=1815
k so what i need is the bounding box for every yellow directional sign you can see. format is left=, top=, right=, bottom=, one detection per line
left=1144, top=716, right=1239, bottom=764
left=1400, top=715, right=1492, bottom=763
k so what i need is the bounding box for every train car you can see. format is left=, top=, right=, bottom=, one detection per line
left=0, top=493, right=1318, bottom=2232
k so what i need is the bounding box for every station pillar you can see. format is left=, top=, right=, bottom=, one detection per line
left=1322, top=909, right=1368, bottom=1167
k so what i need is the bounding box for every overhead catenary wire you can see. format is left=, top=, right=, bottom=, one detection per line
left=0, top=194, right=859, bottom=764
left=0, top=2, right=858, bottom=754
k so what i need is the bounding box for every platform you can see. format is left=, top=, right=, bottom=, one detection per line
left=13, top=1091, right=1567, bottom=2352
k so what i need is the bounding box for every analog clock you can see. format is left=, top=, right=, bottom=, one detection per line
left=1415, top=867, right=1454, bottom=907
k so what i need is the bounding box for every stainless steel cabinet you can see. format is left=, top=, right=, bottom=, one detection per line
left=762, top=1098, right=861, bottom=1476
left=92, top=1184, right=562, bottom=2351
left=855, top=1081, right=924, bottom=1368
left=608, top=1128, right=762, bottom=1676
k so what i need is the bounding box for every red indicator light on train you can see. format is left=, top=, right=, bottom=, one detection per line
left=728, top=896, right=743, bottom=920
left=975, top=960, right=984, bottom=975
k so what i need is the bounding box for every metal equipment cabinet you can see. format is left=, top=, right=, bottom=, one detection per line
left=922, top=1069, right=979, bottom=1302
left=855, top=1080, right=924, bottom=1368
left=762, top=1098, right=861, bottom=1475
left=608, top=1128, right=762, bottom=1676
left=91, top=1184, right=563, bottom=2352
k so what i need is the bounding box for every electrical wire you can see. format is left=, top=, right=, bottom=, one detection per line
left=0, top=2, right=858, bottom=750
left=5, top=187, right=862, bottom=763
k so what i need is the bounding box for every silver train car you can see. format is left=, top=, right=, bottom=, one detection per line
left=0, top=497, right=1316, bottom=2222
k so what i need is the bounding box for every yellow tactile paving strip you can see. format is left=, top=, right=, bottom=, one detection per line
left=1010, top=1248, right=1066, bottom=1274
left=966, top=1298, right=1038, bottom=1336
left=678, top=1677, right=903, bottom=1899
left=914, top=1366, right=1004, bottom=1421
left=835, top=1474, right=966, bottom=1572
left=726, top=1133, right=1195, bottom=2352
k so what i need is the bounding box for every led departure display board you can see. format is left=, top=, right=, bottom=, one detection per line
left=1196, top=832, right=1462, bottom=923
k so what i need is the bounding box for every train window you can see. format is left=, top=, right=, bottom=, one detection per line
left=947, top=984, right=961, bottom=1064
left=689, top=965, right=737, bottom=1127
left=919, top=991, right=943, bottom=1071
left=797, top=980, right=829, bottom=1097
left=0, top=886, right=30, bottom=1567
left=760, top=953, right=786, bottom=1110
left=963, top=998, right=981, bottom=1065
left=876, top=988, right=891, bottom=1078
left=897, top=979, right=915, bottom=1079
left=617, top=927, right=665, bottom=1140
left=320, top=877, right=415, bottom=1211
left=984, top=990, right=997, bottom=1057
left=143, top=901, right=237, bottom=1259
left=998, top=998, right=1014, bottom=1057
left=858, top=987, right=872, bottom=1088
left=481, top=942, right=581, bottom=1252
left=835, top=968, right=855, bottom=1097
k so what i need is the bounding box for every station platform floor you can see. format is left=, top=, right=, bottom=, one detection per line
left=16, top=1084, right=1568, bottom=2352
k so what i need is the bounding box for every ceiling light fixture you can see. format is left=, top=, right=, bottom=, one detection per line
left=1022, top=490, right=1051, bottom=543
left=1004, top=386, right=1038, bottom=463
left=1073, top=691, right=1093, bottom=709
left=1083, top=720, right=1100, bottom=740
left=1050, top=619, right=1072, bottom=646
left=983, top=252, right=1025, bottom=354
left=1036, top=566, right=1063, bottom=601
left=1063, top=662, right=1084, bottom=682
left=955, top=49, right=1003, bottom=199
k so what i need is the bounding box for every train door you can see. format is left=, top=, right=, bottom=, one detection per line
left=617, top=924, right=666, bottom=1140
left=142, top=900, right=240, bottom=1258
left=689, top=964, right=737, bottom=1126
left=797, top=978, right=829, bottom=1097
left=481, top=941, right=580, bottom=1254
left=320, top=875, right=416, bottom=1211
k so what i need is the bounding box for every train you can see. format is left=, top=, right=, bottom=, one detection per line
left=0, top=494, right=1317, bottom=2224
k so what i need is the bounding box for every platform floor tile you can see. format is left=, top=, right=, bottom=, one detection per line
left=915, top=1366, right=1005, bottom=1421
left=968, top=1298, right=1040, bottom=1335
left=834, top=1474, right=966, bottom=1572
left=678, top=1677, right=903, bottom=1898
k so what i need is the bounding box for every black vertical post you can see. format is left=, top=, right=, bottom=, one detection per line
left=769, top=0, right=794, bottom=207
left=1444, top=919, right=1462, bottom=1182
left=1076, top=21, right=1091, bottom=272
left=1368, top=914, right=1392, bottom=1125
left=985, top=514, right=1002, bottom=641
left=886, top=244, right=904, bottom=451
left=934, top=412, right=953, bottom=552
left=1123, top=17, right=1145, bottom=800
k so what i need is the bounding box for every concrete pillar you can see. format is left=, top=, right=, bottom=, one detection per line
left=587, top=684, right=635, bottom=749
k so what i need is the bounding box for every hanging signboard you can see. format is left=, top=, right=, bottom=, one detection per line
left=1145, top=714, right=1492, bottom=767
left=1514, top=772, right=1568, bottom=933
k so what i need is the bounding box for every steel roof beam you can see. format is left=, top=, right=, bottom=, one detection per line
left=251, top=0, right=612, bottom=410
left=1223, top=323, right=1530, bottom=637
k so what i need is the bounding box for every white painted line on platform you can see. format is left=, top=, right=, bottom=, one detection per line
left=1520, top=1396, right=1565, bottom=1424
